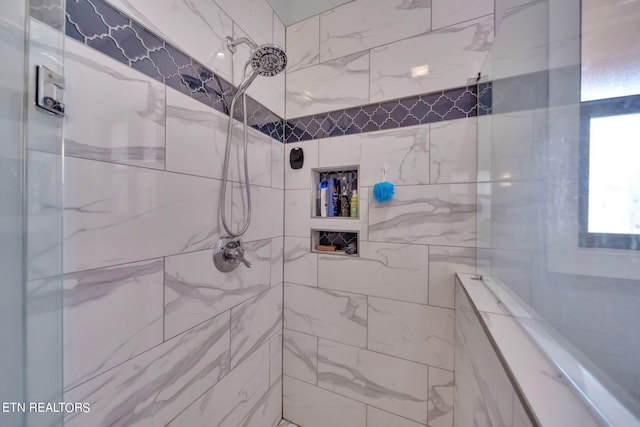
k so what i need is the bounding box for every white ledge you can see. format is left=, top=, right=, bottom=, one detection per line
left=456, top=273, right=640, bottom=427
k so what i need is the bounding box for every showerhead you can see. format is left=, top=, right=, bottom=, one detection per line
left=249, top=44, right=287, bottom=77
left=225, top=36, right=287, bottom=78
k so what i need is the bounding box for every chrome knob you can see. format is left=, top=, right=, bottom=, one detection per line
left=213, top=238, right=251, bottom=272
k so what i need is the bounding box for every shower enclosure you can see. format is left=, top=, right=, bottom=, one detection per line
left=476, top=0, right=640, bottom=422
left=0, top=2, right=65, bottom=426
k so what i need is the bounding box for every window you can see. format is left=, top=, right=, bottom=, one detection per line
left=579, top=94, right=640, bottom=249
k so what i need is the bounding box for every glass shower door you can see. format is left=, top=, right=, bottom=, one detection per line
left=0, top=2, right=65, bottom=426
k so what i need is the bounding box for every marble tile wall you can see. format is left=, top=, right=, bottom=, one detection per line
left=59, top=0, right=285, bottom=423
left=283, top=116, right=477, bottom=425
left=454, top=281, right=535, bottom=427
left=285, top=0, right=495, bottom=118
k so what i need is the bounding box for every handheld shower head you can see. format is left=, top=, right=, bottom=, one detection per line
left=225, top=36, right=287, bottom=78
left=249, top=44, right=287, bottom=77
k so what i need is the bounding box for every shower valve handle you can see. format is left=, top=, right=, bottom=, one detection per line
left=236, top=249, right=252, bottom=268
left=224, top=245, right=252, bottom=268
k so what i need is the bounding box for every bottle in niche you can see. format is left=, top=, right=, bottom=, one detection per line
left=320, top=181, right=328, bottom=217
left=340, top=187, right=350, bottom=217
left=328, top=176, right=339, bottom=216
left=350, top=190, right=358, bottom=218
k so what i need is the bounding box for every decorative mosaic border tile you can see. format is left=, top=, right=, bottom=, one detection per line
left=284, top=86, right=478, bottom=143
left=31, top=0, right=65, bottom=30
left=478, top=66, right=580, bottom=116
left=61, top=0, right=285, bottom=141
left=33, top=0, right=485, bottom=146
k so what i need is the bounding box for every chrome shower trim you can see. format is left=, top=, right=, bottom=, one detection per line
left=225, top=36, right=257, bottom=53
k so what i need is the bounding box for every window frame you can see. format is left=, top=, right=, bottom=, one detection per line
left=579, top=93, right=640, bottom=250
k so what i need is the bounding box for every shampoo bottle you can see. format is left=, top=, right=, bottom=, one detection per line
left=340, top=176, right=350, bottom=217
left=320, top=181, right=328, bottom=217
left=350, top=190, right=358, bottom=218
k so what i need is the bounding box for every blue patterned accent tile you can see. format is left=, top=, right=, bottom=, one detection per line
left=57, top=0, right=483, bottom=145
left=87, top=35, right=129, bottom=65
left=130, top=57, right=163, bottom=82
left=477, top=82, right=492, bottom=115
left=87, top=0, right=128, bottom=27
left=66, top=0, right=113, bottom=39
left=490, top=71, right=548, bottom=114
left=31, top=0, right=65, bottom=30
left=284, top=86, right=478, bottom=143
left=131, top=22, right=164, bottom=51
left=110, top=26, right=148, bottom=61
left=65, top=14, right=85, bottom=42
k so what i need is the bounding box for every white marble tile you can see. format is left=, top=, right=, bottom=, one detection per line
left=239, top=377, right=283, bottom=427
left=216, top=0, right=274, bottom=46
left=480, top=111, right=535, bottom=182
left=231, top=285, right=283, bottom=368
left=271, top=140, right=285, bottom=190
left=430, top=117, right=477, bottom=184
left=270, top=333, right=283, bottom=386
left=283, top=376, right=366, bottom=427
left=481, top=312, right=601, bottom=427
left=429, top=246, right=476, bottom=308
left=456, top=274, right=510, bottom=316
left=64, top=40, right=165, bottom=169
left=62, top=157, right=224, bottom=273
left=285, top=140, right=318, bottom=190
left=271, top=236, right=284, bottom=286
left=318, top=241, right=429, bottom=304
left=454, top=284, right=516, bottom=427
left=490, top=2, right=548, bottom=80
left=286, top=15, right=319, bottom=72
left=165, top=89, right=228, bottom=180
left=166, top=341, right=269, bottom=427
left=284, top=189, right=313, bottom=238
left=284, top=237, right=317, bottom=287
left=317, top=339, right=429, bottom=424
left=368, top=184, right=476, bottom=246
left=228, top=117, right=274, bottom=187
left=511, top=393, right=535, bottom=427
left=164, top=240, right=271, bottom=339
left=283, top=329, right=318, bottom=385
left=453, top=285, right=475, bottom=427
left=488, top=180, right=542, bottom=252
left=370, top=16, right=493, bottom=102
left=286, top=51, right=369, bottom=118
left=63, top=259, right=163, bottom=391
left=26, top=151, right=63, bottom=281
left=232, top=25, right=285, bottom=117
left=428, top=367, right=454, bottom=427
left=318, top=125, right=430, bottom=187
left=366, top=406, right=424, bottom=427
left=368, top=297, right=454, bottom=370
left=432, top=0, right=494, bottom=30
left=284, top=283, right=367, bottom=347
left=319, top=0, right=431, bottom=62
left=482, top=252, right=534, bottom=310
left=232, top=185, right=284, bottom=242
left=104, top=0, right=233, bottom=81
left=64, top=311, right=230, bottom=427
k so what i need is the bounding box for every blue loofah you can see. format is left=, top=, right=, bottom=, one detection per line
left=373, top=181, right=395, bottom=202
